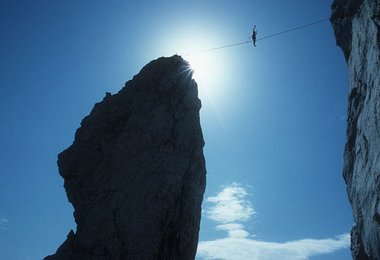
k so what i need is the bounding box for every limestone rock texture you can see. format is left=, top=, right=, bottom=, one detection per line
left=331, top=0, right=380, bottom=259
left=45, top=55, right=206, bottom=260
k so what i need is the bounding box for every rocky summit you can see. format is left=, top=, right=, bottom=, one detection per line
left=331, top=0, right=380, bottom=259
left=45, top=55, right=206, bottom=260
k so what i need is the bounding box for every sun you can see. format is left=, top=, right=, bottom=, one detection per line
left=186, top=54, right=207, bottom=78
left=184, top=52, right=227, bottom=96
left=157, top=26, right=232, bottom=103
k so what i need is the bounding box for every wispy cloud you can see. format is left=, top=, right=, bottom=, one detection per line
left=216, top=223, right=250, bottom=239
left=197, top=183, right=350, bottom=260
left=0, top=218, right=8, bottom=231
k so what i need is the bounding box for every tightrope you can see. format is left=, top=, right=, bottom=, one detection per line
left=184, top=18, right=329, bottom=56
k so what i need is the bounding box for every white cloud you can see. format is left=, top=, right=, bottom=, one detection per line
left=197, top=183, right=350, bottom=260
left=206, top=183, right=254, bottom=223
left=197, top=233, right=350, bottom=260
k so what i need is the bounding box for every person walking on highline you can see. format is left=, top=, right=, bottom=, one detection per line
left=252, top=26, right=257, bottom=46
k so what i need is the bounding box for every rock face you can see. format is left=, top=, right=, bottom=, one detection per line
left=331, top=0, right=380, bottom=259
left=46, top=55, right=206, bottom=259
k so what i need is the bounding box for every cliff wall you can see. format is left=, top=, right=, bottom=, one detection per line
left=331, top=0, right=380, bottom=258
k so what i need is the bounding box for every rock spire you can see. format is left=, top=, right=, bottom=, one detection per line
left=46, top=55, right=206, bottom=260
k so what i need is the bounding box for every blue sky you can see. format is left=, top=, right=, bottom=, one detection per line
left=0, top=1, right=352, bottom=259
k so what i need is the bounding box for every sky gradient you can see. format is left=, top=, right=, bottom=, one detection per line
left=0, top=1, right=352, bottom=259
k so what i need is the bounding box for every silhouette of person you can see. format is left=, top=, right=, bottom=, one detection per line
left=252, top=26, right=257, bottom=47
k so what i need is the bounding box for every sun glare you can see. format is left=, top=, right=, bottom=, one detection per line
left=186, top=54, right=208, bottom=81
left=185, top=52, right=228, bottom=98
left=158, top=26, right=233, bottom=110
